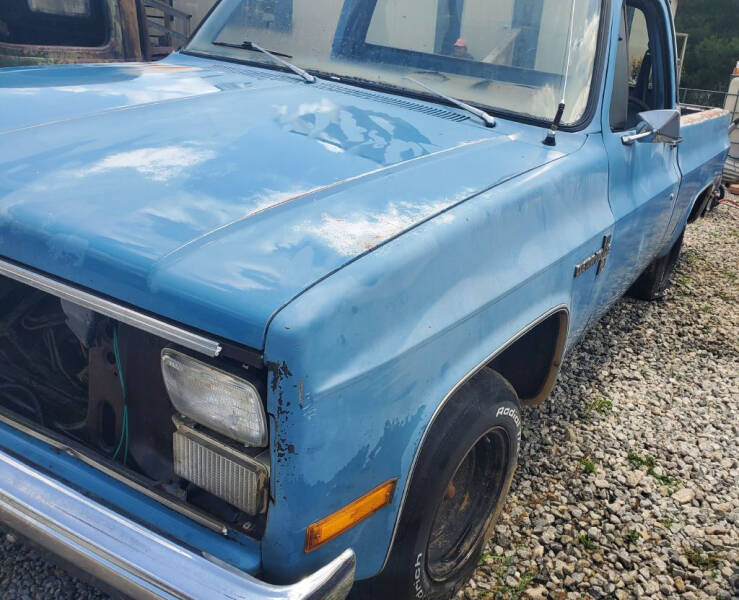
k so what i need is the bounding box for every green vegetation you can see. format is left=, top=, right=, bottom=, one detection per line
left=585, top=397, right=613, bottom=416
left=626, top=452, right=676, bottom=486
left=476, top=552, right=533, bottom=599
left=685, top=549, right=720, bottom=570
left=478, top=552, right=510, bottom=567
left=675, top=0, right=739, bottom=93
left=626, top=529, right=641, bottom=544
left=578, top=458, right=597, bottom=474
left=577, top=534, right=597, bottom=550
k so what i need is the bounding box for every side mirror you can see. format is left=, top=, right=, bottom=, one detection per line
left=622, top=109, right=683, bottom=146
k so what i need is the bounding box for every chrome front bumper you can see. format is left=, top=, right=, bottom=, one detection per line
left=0, top=449, right=355, bottom=600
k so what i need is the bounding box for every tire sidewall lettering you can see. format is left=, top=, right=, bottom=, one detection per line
left=413, top=552, right=425, bottom=597
left=495, top=405, right=522, bottom=442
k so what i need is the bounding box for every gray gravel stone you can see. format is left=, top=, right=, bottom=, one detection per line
left=673, top=488, right=696, bottom=504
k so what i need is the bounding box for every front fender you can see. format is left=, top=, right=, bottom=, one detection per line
left=259, top=136, right=611, bottom=583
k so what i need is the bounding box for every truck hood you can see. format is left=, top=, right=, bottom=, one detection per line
left=0, top=55, right=580, bottom=350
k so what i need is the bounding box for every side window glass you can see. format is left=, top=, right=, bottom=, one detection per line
left=613, top=1, right=669, bottom=131
left=0, top=0, right=109, bottom=47
left=28, top=0, right=91, bottom=17
left=627, top=9, right=650, bottom=89
left=610, top=6, right=629, bottom=131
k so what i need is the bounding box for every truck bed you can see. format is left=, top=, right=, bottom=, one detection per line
left=677, top=106, right=731, bottom=214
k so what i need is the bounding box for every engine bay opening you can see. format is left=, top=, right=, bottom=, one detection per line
left=0, top=274, right=269, bottom=538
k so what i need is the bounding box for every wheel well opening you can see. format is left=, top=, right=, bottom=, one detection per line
left=687, top=185, right=714, bottom=224
left=487, top=311, right=568, bottom=406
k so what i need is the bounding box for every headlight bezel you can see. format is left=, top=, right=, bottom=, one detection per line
left=161, top=348, right=268, bottom=447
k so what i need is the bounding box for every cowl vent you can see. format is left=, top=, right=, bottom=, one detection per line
left=207, top=64, right=470, bottom=123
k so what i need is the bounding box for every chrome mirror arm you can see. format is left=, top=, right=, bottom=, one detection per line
left=621, top=129, right=653, bottom=145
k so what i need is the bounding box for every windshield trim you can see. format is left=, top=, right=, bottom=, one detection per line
left=183, top=0, right=610, bottom=133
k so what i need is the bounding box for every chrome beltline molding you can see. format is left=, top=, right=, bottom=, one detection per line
left=0, top=258, right=222, bottom=357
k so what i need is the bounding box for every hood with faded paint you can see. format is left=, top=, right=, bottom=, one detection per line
left=0, top=54, right=580, bottom=350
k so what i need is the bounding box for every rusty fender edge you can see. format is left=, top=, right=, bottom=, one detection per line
left=0, top=449, right=355, bottom=600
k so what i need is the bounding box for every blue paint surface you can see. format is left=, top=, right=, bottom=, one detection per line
left=0, top=55, right=570, bottom=350
left=0, top=0, right=731, bottom=589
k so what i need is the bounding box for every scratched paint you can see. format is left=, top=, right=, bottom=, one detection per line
left=293, top=202, right=456, bottom=256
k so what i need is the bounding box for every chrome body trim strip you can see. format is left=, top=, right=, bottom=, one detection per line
left=0, top=258, right=222, bottom=357
left=0, top=448, right=356, bottom=600
left=380, top=304, right=570, bottom=571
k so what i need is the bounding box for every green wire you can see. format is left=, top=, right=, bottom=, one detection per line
left=111, top=324, right=129, bottom=464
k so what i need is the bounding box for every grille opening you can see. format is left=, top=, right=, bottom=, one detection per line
left=101, top=401, right=117, bottom=448
left=0, top=273, right=269, bottom=537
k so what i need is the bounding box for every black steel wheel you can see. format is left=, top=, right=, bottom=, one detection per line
left=426, top=427, right=510, bottom=581
left=351, top=368, right=521, bottom=600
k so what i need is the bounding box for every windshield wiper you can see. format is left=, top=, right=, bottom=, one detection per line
left=405, top=76, right=495, bottom=128
left=212, top=40, right=316, bottom=84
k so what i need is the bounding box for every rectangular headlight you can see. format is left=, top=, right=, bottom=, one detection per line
left=161, top=349, right=267, bottom=447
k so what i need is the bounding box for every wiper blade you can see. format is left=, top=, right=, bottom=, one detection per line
left=405, top=76, right=495, bottom=128
left=212, top=40, right=316, bottom=84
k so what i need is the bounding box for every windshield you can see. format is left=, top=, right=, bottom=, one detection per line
left=187, top=0, right=603, bottom=125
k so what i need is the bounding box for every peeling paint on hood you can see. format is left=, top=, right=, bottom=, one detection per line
left=0, top=54, right=581, bottom=350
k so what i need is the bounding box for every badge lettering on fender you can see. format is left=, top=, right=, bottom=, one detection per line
left=574, top=235, right=612, bottom=278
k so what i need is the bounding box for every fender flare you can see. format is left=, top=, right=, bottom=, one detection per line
left=378, top=304, right=569, bottom=572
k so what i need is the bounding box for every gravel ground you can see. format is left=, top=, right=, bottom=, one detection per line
left=0, top=198, right=737, bottom=600
left=464, top=196, right=739, bottom=599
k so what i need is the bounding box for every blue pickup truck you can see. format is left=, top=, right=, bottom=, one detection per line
left=0, top=1, right=730, bottom=599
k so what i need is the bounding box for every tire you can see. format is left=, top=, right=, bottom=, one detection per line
left=351, top=368, right=521, bottom=600
left=627, top=229, right=684, bottom=301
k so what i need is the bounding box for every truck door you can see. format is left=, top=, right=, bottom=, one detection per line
left=598, top=0, right=680, bottom=305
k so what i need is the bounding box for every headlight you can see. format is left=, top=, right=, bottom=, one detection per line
left=161, top=349, right=267, bottom=447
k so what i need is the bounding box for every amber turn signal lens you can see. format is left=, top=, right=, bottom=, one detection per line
left=305, top=479, right=397, bottom=553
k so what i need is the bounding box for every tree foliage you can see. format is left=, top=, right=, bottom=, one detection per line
left=675, top=0, right=739, bottom=92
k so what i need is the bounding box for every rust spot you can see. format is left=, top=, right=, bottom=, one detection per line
left=445, top=482, right=456, bottom=500
left=268, top=361, right=293, bottom=392
left=363, top=234, right=394, bottom=251
left=681, top=108, right=728, bottom=126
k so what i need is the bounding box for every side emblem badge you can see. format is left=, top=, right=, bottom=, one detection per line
left=574, top=235, right=612, bottom=278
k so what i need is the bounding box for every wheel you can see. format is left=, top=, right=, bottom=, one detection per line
left=627, top=229, right=685, bottom=301
left=351, top=368, right=521, bottom=600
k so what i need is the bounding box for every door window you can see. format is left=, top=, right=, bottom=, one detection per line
left=0, top=0, right=109, bottom=47
left=609, top=1, right=671, bottom=131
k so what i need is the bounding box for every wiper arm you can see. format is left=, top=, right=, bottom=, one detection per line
left=212, top=40, right=316, bottom=84
left=405, top=76, right=495, bottom=128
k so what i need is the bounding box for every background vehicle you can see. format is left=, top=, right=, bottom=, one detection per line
left=0, top=1, right=731, bottom=599
left=0, top=0, right=193, bottom=66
